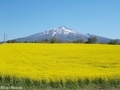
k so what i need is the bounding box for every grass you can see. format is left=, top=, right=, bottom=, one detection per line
left=0, top=43, right=120, bottom=89
left=0, top=75, right=120, bottom=90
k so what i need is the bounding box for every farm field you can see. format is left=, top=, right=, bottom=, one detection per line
left=0, top=43, right=120, bottom=89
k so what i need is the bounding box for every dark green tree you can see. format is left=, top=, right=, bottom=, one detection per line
left=24, top=41, right=27, bottom=43
left=87, top=37, right=97, bottom=44
left=50, top=37, right=58, bottom=43
left=108, top=39, right=118, bottom=45
left=7, top=40, right=17, bottom=43
left=72, top=39, right=84, bottom=43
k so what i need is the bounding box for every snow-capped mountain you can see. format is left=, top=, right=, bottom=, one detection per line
left=15, top=26, right=111, bottom=43
left=45, top=26, right=77, bottom=36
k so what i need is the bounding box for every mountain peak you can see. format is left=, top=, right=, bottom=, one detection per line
left=57, top=26, right=77, bottom=33
left=43, top=26, right=78, bottom=37
left=54, top=26, right=77, bottom=35
left=58, top=26, right=67, bottom=29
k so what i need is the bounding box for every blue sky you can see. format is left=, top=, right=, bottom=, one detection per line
left=0, top=0, right=120, bottom=41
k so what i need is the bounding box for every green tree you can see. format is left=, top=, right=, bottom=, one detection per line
left=24, top=41, right=27, bottom=43
left=72, top=39, right=84, bottom=43
left=108, top=39, right=118, bottom=45
left=7, top=40, right=17, bottom=43
left=50, top=37, right=58, bottom=43
left=87, top=37, right=97, bottom=44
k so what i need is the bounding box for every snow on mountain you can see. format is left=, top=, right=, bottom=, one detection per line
left=14, top=26, right=112, bottom=43
left=44, top=26, right=78, bottom=37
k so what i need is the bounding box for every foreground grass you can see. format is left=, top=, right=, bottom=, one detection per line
left=0, top=76, right=120, bottom=90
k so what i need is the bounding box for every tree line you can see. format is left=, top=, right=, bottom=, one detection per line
left=5, top=36, right=120, bottom=45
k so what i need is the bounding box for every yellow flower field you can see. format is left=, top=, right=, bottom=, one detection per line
left=0, top=43, right=120, bottom=82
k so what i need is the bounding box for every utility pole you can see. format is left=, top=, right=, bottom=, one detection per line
left=3, top=34, right=5, bottom=43
left=6, top=35, right=8, bottom=42
left=3, top=34, right=7, bottom=43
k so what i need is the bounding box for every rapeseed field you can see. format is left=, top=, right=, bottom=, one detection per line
left=0, top=43, right=120, bottom=89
